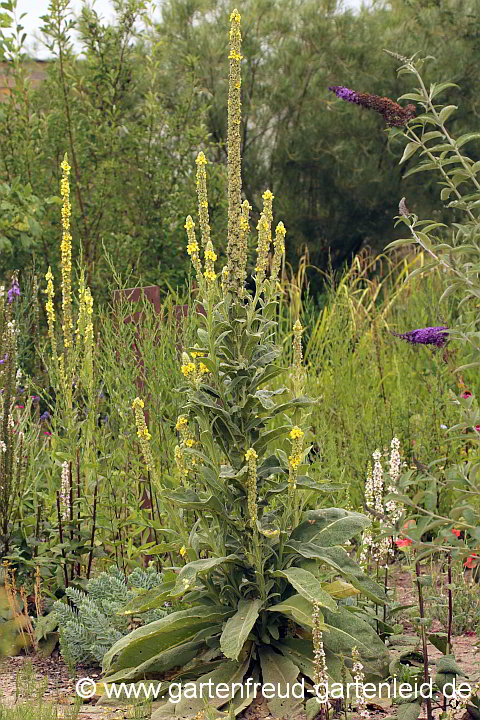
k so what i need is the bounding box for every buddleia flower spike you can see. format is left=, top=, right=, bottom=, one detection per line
left=390, top=326, right=449, bottom=348
left=328, top=85, right=416, bottom=127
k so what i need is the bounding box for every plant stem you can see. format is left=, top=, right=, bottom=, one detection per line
left=415, top=560, right=433, bottom=720
left=56, top=491, right=69, bottom=590
left=86, top=481, right=98, bottom=580
left=447, top=552, right=453, bottom=655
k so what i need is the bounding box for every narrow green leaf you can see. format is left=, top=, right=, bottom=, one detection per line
left=455, top=132, right=480, bottom=149
left=118, top=581, right=176, bottom=615
left=430, top=81, right=459, bottom=98
left=171, top=556, right=239, bottom=597
left=220, top=598, right=262, bottom=660
left=291, top=508, right=370, bottom=545
left=399, top=142, right=421, bottom=164
left=437, top=105, right=457, bottom=125
left=397, top=93, right=424, bottom=102
left=103, top=606, right=234, bottom=673
left=286, top=542, right=387, bottom=604
left=272, top=568, right=337, bottom=611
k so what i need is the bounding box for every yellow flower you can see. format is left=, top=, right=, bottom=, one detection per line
left=204, top=269, right=216, bottom=282
left=137, top=427, right=152, bottom=441
left=179, top=546, right=187, bottom=558
left=181, top=362, right=196, bottom=377
left=198, top=362, right=209, bottom=374
left=187, top=241, right=199, bottom=256
left=245, top=448, right=258, bottom=461
left=132, top=397, right=155, bottom=473
left=288, top=454, right=302, bottom=469
left=205, top=249, right=217, bottom=262
left=289, top=426, right=304, bottom=440
left=176, top=415, right=188, bottom=431
left=185, top=438, right=195, bottom=448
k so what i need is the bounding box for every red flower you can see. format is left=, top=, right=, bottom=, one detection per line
left=43, top=431, right=52, bottom=437
left=475, top=425, right=480, bottom=433
left=461, top=390, right=472, bottom=399
left=452, top=528, right=461, bottom=538
left=464, top=554, right=478, bottom=569
left=395, top=538, right=413, bottom=548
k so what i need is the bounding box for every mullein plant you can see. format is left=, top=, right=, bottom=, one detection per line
left=360, top=438, right=404, bottom=570
left=360, top=438, right=404, bottom=634
left=0, top=277, right=35, bottom=554
left=102, top=11, right=390, bottom=719
left=40, top=153, right=99, bottom=581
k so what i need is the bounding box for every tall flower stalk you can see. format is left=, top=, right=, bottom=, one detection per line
left=224, top=9, right=247, bottom=296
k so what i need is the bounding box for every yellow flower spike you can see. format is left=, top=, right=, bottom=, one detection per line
left=174, top=445, right=189, bottom=478
left=271, top=222, right=286, bottom=285
left=221, top=266, right=229, bottom=297
left=236, top=200, right=251, bottom=298
left=255, top=212, right=271, bottom=293
left=44, top=266, right=57, bottom=359
left=288, top=423, right=304, bottom=496
left=132, top=397, right=155, bottom=472
left=59, top=153, right=73, bottom=351
left=244, top=447, right=258, bottom=527
left=176, top=415, right=188, bottom=431
left=226, top=9, right=244, bottom=295
left=83, top=286, right=94, bottom=399
left=184, top=215, right=203, bottom=286
left=292, top=319, right=306, bottom=397
left=196, top=152, right=211, bottom=250
left=203, top=239, right=217, bottom=287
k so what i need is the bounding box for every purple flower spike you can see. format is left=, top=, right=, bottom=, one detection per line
left=328, top=85, right=358, bottom=103
left=7, top=277, right=20, bottom=303
left=391, top=326, right=449, bottom=348
left=328, top=85, right=416, bottom=127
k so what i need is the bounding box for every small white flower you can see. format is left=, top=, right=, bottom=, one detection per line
left=60, top=461, right=70, bottom=521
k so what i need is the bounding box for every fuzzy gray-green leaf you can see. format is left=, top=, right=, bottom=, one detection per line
left=220, top=598, right=262, bottom=660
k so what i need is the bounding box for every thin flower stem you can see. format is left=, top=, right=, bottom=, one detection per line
left=415, top=561, right=433, bottom=720
left=447, top=552, right=453, bottom=655
left=56, top=491, right=69, bottom=589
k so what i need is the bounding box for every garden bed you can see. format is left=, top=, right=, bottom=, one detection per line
left=1, top=572, right=478, bottom=719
